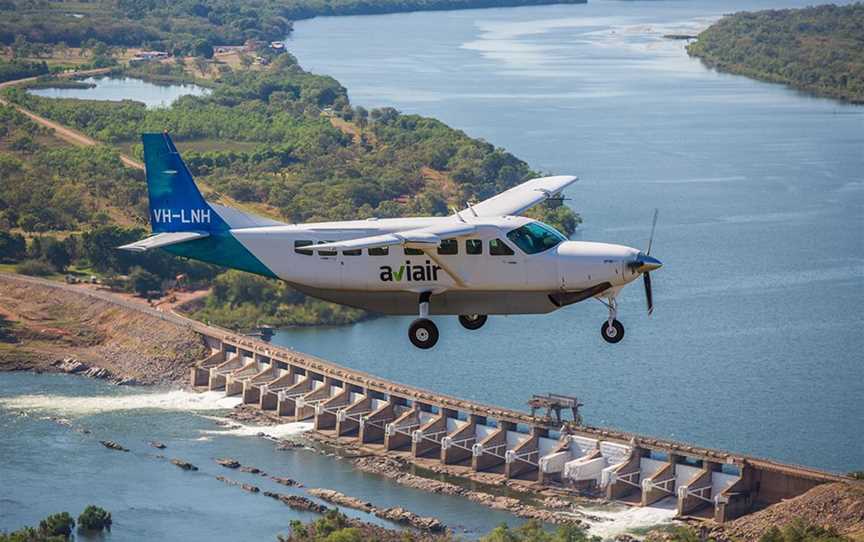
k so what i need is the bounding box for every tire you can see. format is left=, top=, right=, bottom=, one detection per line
left=409, top=318, right=439, bottom=349
left=601, top=319, right=625, bottom=344
left=458, top=314, right=487, bottom=331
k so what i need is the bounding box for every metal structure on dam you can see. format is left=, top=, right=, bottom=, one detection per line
left=4, top=274, right=849, bottom=524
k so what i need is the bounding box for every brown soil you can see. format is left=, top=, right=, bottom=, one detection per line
left=0, top=275, right=207, bottom=385
left=716, top=482, right=864, bottom=541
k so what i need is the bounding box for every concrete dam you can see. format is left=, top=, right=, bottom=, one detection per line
left=8, top=274, right=849, bottom=524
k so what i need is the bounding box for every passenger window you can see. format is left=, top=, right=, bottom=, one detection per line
left=317, top=241, right=336, bottom=257
left=404, top=247, right=424, bottom=256
left=369, top=246, right=389, bottom=256
left=294, top=240, right=313, bottom=256
left=466, top=239, right=482, bottom=255
left=438, top=239, right=458, bottom=255
left=343, top=249, right=361, bottom=256
left=490, top=238, right=514, bottom=256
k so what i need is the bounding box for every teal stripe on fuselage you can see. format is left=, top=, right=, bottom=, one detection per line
left=164, top=231, right=277, bottom=279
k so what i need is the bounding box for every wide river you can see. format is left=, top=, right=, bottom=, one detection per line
left=1, top=0, right=862, bottom=538
left=284, top=0, right=864, bottom=473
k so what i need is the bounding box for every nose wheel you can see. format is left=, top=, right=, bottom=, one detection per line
left=600, top=297, right=625, bottom=344
left=458, top=314, right=487, bottom=330
left=601, top=319, right=624, bottom=343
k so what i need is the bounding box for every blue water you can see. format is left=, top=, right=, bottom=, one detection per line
left=279, top=0, right=864, bottom=473
left=0, top=373, right=522, bottom=538
left=28, top=77, right=209, bottom=108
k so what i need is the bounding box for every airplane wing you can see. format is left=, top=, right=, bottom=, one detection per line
left=311, top=223, right=477, bottom=252
left=117, top=231, right=209, bottom=252
left=470, top=175, right=578, bottom=218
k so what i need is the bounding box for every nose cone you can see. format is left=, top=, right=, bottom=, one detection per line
left=638, top=254, right=663, bottom=272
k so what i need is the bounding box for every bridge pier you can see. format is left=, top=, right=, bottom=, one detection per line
left=441, top=417, right=478, bottom=465
left=472, top=421, right=515, bottom=472
left=385, top=408, right=421, bottom=451
left=360, top=399, right=403, bottom=444
left=336, top=395, right=374, bottom=437
left=277, top=376, right=313, bottom=417
left=259, top=371, right=296, bottom=411
left=315, top=387, right=353, bottom=430
left=506, top=428, right=546, bottom=480
left=412, top=411, right=454, bottom=458
left=641, top=455, right=680, bottom=506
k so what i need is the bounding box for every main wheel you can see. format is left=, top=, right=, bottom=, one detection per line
left=409, top=318, right=439, bottom=349
left=458, top=314, right=487, bottom=331
left=601, top=319, right=625, bottom=344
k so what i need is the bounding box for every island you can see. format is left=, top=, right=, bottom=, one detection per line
left=687, top=4, right=864, bottom=104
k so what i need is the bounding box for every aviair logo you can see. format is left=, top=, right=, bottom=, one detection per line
left=380, top=260, right=442, bottom=282
left=152, top=208, right=211, bottom=224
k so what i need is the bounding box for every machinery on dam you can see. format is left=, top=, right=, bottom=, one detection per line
left=191, top=330, right=848, bottom=524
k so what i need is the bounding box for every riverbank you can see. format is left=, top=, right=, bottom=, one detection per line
left=687, top=4, right=864, bottom=104
left=0, top=275, right=206, bottom=385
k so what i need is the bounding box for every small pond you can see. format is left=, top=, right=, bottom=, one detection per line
left=28, top=76, right=210, bottom=108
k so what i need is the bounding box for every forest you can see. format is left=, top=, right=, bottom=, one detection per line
left=0, top=0, right=584, bottom=57
left=688, top=3, right=864, bottom=103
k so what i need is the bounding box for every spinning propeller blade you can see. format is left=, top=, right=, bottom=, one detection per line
left=647, top=208, right=659, bottom=256
left=644, top=272, right=654, bottom=315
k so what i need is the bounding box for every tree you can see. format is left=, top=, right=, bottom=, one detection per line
left=239, top=53, right=253, bottom=68
left=42, top=237, right=71, bottom=272
left=37, top=512, right=74, bottom=538
left=129, top=266, right=161, bottom=298
left=77, top=505, right=112, bottom=532
left=0, top=231, right=26, bottom=262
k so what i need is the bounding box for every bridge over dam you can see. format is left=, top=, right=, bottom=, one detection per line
left=2, top=274, right=848, bottom=525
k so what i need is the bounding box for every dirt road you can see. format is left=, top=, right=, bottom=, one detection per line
left=0, top=69, right=144, bottom=170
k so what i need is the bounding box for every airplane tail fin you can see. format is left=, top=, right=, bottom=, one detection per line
left=142, top=132, right=228, bottom=234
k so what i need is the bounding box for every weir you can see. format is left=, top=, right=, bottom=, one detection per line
left=1, top=275, right=847, bottom=525
left=192, top=331, right=849, bottom=523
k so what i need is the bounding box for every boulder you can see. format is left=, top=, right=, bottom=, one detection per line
left=100, top=440, right=129, bottom=452
left=171, top=459, right=198, bottom=471
left=216, top=458, right=241, bottom=469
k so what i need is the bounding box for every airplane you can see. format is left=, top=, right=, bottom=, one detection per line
left=121, top=133, right=663, bottom=349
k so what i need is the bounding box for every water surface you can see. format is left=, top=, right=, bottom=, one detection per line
left=281, top=0, right=864, bottom=473
left=28, top=76, right=209, bottom=108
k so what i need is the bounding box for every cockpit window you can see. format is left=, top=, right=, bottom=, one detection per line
left=506, top=222, right=566, bottom=255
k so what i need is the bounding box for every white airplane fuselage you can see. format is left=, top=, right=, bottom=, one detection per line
left=233, top=215, right=641, bottom=315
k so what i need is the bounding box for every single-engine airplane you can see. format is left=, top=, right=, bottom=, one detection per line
left=121, top=133, right=662, bottom=349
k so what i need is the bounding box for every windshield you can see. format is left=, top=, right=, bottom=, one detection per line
left=506, top=222, right=566, bottom=255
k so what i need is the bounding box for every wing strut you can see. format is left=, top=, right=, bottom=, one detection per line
left=422, top=248, right=467, bottom=288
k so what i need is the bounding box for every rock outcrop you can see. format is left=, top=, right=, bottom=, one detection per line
left=99, top=440, right=128, bottom=452
left=171, top=459, right=198, bottom=471
left=308, top=489, right=446, bottom=532
left=216, top=458, right=241, bottom=469
left=262, top=491, right=329, bottom=514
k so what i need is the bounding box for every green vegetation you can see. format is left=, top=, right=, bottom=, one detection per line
left=1, top=0, right=585, bottom=57
left=77, top=505, right=112, bottom=532
left=0, top=59, right=48, bottom=83
left=688, top=4, right=864, bottom=103
left=0, top=512, right=74, bottom=542
left=191, top=270, right=365, bottom=328
left=278, top=512, right=600, bottom=542
left=758, top=520, right=850, bottom=542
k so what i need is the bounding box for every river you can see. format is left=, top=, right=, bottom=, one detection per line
left=281, top=0, right=864, bottom=474
left=2, top=0, right=862, bottom=538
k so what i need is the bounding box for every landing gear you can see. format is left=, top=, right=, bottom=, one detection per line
left=601, top=319, right=624, bottom=343
left=458, top=314, right=487, bottom=330
left=409, top=292, right=439, bottom=349
left=600, top=297, right=625, bottom=344
left=409, top=318, right=439, bottom=349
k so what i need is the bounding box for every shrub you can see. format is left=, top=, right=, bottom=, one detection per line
left=77, top=505, right=112, bottom=532
left=16, top=259, right=55, bottom=276
left=38, top=512, right=74, bottom=538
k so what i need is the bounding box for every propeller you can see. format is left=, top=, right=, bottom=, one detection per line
left=627, top=209, right=662, bottom=315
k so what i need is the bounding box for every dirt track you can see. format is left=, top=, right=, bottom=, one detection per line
left=0, top=69, right=144, bottom=170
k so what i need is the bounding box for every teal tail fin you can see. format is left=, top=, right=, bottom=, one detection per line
left=142, top=132, right=227, bottom=234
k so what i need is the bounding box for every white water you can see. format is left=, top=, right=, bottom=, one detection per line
left=0, top=390, right=242, bottom=416
left=581, top=498, right=678, bottom=538
left=200, top=417, right=314, bottom=439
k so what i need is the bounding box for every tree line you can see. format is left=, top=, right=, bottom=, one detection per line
left=688, top=4, right=864, bottom=103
